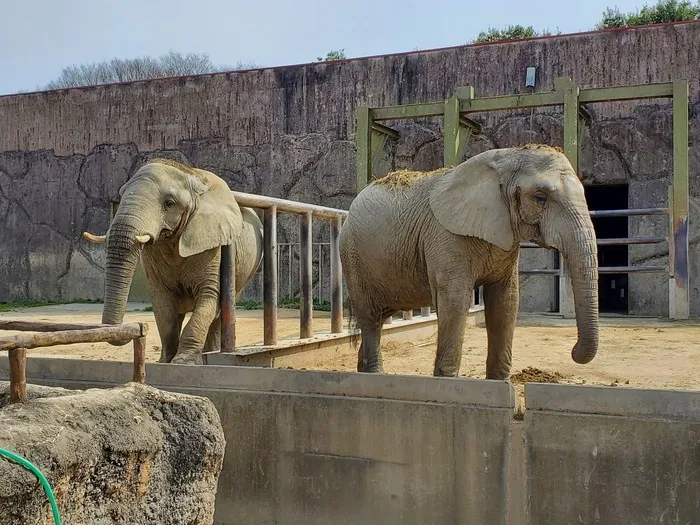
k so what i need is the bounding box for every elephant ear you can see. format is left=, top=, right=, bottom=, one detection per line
left=428, top=152, right=515, bottom=251
left=179, top=169, right=243, bottom=258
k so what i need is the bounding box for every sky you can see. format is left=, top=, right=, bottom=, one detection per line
left=1, top=0, right=647, bottom=96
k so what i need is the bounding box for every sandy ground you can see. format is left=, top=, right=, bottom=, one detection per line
left=2, top=304, right=699, bottom=403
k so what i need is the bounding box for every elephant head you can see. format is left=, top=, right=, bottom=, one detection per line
left=429, top=144, right=599, bottom=365
left=84, top=158, right=243, bottom=326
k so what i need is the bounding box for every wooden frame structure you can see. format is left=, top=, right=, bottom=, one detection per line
left=1, top=320, right=149, bottom=404
left=356, top=77, right=690, bottom=320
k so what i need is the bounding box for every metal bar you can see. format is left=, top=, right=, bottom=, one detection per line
left=421, top=306, right=431, bottom=317
left=403, top=310, right=413, bottom=320
left=219, top=243, right=236, bottom=353
left=589, top=207, right=669, bottom=217
left=579, top=83, right=674, bottom=103
left=9, top=348, right=26, bottom=403
left=371, top=121, right=399, bottom=139
left=521, top=269, right=561, bottom=275
left=330, top=217, right=343, bottom=333
left=372, top=101, right=445, bottom=121
left=0, top=323, right=147, bottom=352
left=232, top=191, right=348, bottom=220
left=460, top=91, right=563, bottom=113
left=288, top=244, right=292, bottom=299
left=132, top=336, right=146, bottom=383
left=672, top=79, right=690, bottom=320
left=263, top=206, right=278, bottom=346
left=520, top=237, right=667, bottom=248
left=299, top=212, right=313, bottom=339
left=356, top=106, right=372, bottom=191
left=599, top=266, right=667, bottom=274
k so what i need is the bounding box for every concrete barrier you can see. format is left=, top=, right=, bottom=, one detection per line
left=524, top=383, right=700, bottom=524
left=0, top=357, right=516, bottom=525
left=3, top=357, right=700, bottom=524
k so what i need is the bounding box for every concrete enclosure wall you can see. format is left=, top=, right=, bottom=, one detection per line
left=1, top=21, right=699, bottom=315
left=2, top=358, right=700, bottom=524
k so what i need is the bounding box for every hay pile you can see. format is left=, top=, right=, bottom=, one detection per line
left=518, top=143, right=564, bottom=154
left=371, top=166, right=453, bottom=190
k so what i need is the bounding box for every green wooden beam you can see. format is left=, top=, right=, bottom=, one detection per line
left=671, top=79, right=690, bottom=320
left=356, top=106, right=372, bottom=192
left=459, top=116, right=482, bottom=134
left=371, top=122, right=399, bottom=139
left=579, top=83, right=673, bottom=103
left=372, top=102, right=445, bottom=121
left=460, top=91, right=563, bottom=113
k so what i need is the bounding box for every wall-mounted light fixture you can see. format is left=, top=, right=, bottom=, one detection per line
left=525, top=66, right=537, bottom=88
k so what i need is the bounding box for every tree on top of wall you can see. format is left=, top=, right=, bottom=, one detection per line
left=316, top=49, right=347, bottom=61
left=41, top=50, right=259, bottom=90
left=596, top=0, right=700, bottom=28
left=471, top=25, right=561, bottom=44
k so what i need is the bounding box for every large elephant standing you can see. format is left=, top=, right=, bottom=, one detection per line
left=339, top=144, right=599, bottom=379
left=84, top=158, right=263, bottom=365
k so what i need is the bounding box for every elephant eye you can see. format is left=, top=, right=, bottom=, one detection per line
left=533, top=192, right=547, bottom=205
left=164, top=199, right=176, bottom=210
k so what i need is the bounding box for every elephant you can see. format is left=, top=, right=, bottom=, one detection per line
left=83, top=158, right=264, bottom=365
left=339, top=144, right=599, bottom=379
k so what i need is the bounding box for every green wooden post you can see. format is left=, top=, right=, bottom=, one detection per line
left=672, top=79, right=690, bottom=320
left=443, top=95, right=460, bottom=167
left=356, top=106, right=372, bottom=192
left=555, top=77, right=580, bottom=319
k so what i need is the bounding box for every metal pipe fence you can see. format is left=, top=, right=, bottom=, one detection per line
left=221, top=192, right=348, bottom=350
left=519, top=190, right=682, bottom=318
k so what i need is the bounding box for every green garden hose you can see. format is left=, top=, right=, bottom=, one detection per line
left=0, top=448, right=61, bottom=525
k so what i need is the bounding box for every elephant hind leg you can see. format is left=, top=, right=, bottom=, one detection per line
left=356, top=312, right=386, bottom=374
left=204, top=313, right=221, bottom=353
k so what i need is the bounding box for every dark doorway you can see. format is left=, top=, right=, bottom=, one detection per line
left=584, top=184, right=629, bottom=314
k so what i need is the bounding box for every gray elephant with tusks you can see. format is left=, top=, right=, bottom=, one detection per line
left=339, top=144, right=599, bottom=379
left=84, top=158, right=263, bottom=365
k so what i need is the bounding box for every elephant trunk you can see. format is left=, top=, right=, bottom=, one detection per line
left=559, top=210, right=599, bottom=364
left=102, top=222, right=144, bottom=326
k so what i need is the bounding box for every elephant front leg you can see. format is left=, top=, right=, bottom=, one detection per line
left=357, top=316, right=385, bottom=373
left=172, top=294, right=218, bottom=365
left=483, top=264, right=519, bottom=380
left=150, top=293, right=183, bottom=364
left=433, top=285, right=472, bottom=377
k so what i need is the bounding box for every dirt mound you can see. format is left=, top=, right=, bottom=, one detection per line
left=510, top=366, right=565, bottom=384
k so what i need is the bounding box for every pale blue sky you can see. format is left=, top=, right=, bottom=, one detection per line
left=2, top=0, right=645, bottom=95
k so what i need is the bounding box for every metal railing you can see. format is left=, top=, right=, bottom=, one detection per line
left=0, top=320, right=148, bottom=404
left=218, top=191, right=348, bottom=351
left=519, top=190, right=680, bottom=317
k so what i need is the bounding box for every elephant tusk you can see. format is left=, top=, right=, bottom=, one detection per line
left=135, top=234, right=151, bottom=244
left=83, top=232, right=106, bottom=243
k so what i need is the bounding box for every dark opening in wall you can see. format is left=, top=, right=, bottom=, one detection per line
left=584, top=184, right=629, bottom=314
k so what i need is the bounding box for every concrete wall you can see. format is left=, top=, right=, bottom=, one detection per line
left=1, top=21, right=699, bottom=315
left=2, top=358, right=700, bottom=524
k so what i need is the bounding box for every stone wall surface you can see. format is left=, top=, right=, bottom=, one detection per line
left=0, top=381, right=226, bottom=525
left=1, top=21, right=699, bottom=315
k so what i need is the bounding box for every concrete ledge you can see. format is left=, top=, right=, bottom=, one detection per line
left=525, top=383, right=700, bottom=421
left=0, top=357, right=515, bottom=408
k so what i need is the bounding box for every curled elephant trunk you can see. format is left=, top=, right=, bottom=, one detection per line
left=559, top=212, right=599, bottom=364
left=102, top=224, right=144, bottom=326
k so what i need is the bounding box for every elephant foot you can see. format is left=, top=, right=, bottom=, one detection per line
left=433, top=367, right=459, bottom=378
left=170, top=352, right=203, bottom=366
left=358, top=363, right=385, bottom=374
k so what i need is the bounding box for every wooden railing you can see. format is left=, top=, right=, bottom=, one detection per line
left=0, top=320, right=149, bottom=404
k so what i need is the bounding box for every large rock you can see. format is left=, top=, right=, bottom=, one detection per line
left=0, top=382, right=226, bottom=525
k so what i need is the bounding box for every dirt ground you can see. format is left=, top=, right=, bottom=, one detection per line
left=2, top=304, right=699, bottom=403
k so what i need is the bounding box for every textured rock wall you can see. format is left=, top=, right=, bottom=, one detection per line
left=0, top=21, right=698, bottom=315
left=0, top=382, right=225, bottom=525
